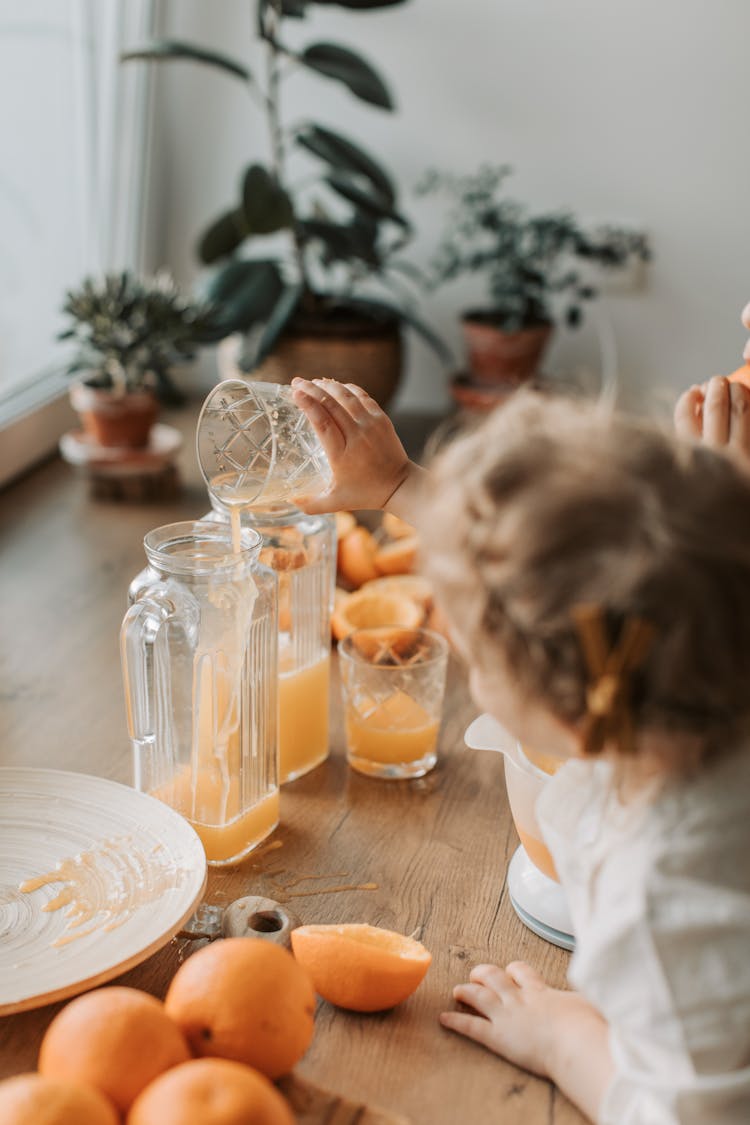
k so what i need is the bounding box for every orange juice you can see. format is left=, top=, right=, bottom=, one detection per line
left=510, top=745, right=562, bottom=881
left=150, top=651, right=278, bottom=864
left=279, top=653, right=330, bottom=782
left=515, top=826, right=558, bottom=881
left=153, top=768, right=279, bottom=864
left=190, top=789, right=279, bottom=864
left=346, top=690, right=439, bottom=768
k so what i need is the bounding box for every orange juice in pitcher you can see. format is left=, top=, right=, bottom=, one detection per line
left=122, top=521, right=279, bottom=865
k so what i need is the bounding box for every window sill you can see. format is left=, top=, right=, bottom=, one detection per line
left=0, top=375, right=76, bottom=489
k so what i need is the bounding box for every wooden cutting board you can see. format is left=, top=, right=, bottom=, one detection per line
left=279, top=1073, right=410, bottom=1124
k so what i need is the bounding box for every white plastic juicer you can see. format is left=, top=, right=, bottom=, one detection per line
left=464, top=714, right=574, bottom=951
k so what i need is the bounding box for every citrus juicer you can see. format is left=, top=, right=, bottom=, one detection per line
left=464, top=714, right=574, bottom=951
left=196, top=379, right=331, bottom=510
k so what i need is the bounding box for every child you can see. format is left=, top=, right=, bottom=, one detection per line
left=292, top=377, right=750, bottom=1124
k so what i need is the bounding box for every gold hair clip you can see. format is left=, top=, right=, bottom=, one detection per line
left=573, top=604, right=655, bottom=757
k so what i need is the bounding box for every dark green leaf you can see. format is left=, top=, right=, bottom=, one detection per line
left=333, top=295, right=451, bottom=363
left=120, top=39, right=252, bottom=83
left=254, top=284, right=304, bottom=364
left=205, top=259, right=284, bottom=333
left=197, top=210, right=247, bottom=265
left=298, top=219, right=360, bottom=263
left=325, top=172, right=409, bottom=228
left=298, top=43, right=394, bottom=109
left=295, top=123, right=395, bottom=205
left=241, top=164, right=295, bottom=234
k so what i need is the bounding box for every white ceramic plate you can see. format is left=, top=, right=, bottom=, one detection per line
left=0, top=768, right=207, bottom=1015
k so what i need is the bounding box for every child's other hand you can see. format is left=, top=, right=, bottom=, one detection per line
left=674, top=375, right=750, bottom=458
left=441, top=961, right=567, bottom=1077
left=290, top=378, right=413, bottom=512
left=441, top=960, right=612, bottom=1122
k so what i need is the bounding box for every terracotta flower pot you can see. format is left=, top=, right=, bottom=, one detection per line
left=461, top=315, right=553, bottom=385
left=69, top=383, right=159, bottom=448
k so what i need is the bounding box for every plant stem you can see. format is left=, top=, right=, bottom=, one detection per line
left=264, top=0, right=310, bottom=294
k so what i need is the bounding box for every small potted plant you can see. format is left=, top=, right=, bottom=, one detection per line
left=419, top=165, right=652, bottom=393
left=62, top=271, right=217, bottom=448
left=122, top=0, right=448, bottom=408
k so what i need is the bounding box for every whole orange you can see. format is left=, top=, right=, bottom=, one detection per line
left=337, top=525, right=380, bottom=588
left=164, top=937, right=315, bottom=1079
left=38, top=986, right=190, bottom=1114
left=127, top=1058, right=294, bottom=1125
left=0, top=1072, right=119, bottom=1125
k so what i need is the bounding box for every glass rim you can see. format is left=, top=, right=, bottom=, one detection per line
left=143, top=519, right=262, bottom=575
left=339, top=625, right=449, bottom=670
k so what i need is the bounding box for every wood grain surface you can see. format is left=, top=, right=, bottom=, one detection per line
left=0, top=405, right=584, bottom=1124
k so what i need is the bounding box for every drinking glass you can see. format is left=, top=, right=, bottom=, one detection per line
left=196, top=379, right=331, bottom=510
left=339, top=627, right=448, bottom=779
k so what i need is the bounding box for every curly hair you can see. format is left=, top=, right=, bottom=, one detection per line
left=421, top=392, right=750, bottom=764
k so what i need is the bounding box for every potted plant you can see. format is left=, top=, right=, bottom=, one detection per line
left=62, top=271, right=217, bottom=448
left=122, top=0, right=447, bottom=408
left=419, top=164, right=652, bottom=393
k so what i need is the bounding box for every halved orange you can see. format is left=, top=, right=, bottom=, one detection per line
left=290, top=924, right=431, bottom=1012
left=331, top=588, right=424, bottom=642
left=374, top=535, right=419, bottom=576
left=337, top=526, right=380, bottom=588
left=381, top=513, right=416, bottom=540
left=359, top=574, right=434, bottom=613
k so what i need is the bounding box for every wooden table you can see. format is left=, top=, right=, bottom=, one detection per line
left=0, top=405, right=584, bottom=1124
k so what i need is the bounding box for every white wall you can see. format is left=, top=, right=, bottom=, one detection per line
left=152, top=0, right=750, bottom=415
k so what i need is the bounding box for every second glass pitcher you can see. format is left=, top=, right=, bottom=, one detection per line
left=206, top=500, right=335, bottom=783
left=121, top=520, right=278, bottom=865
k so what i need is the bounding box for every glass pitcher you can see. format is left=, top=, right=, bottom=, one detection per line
left=205, top=499, right=335, bottom=783
left=121, top=520, right=279, bottom=865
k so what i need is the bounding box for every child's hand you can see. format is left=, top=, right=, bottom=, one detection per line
left=290, top=377, right=420, bottom=514
left=674, top=375, right=750, bottom=456
left=441, top=961, right=612, bottom=1121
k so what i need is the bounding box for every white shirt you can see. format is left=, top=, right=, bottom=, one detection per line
left=536, top=748, right=750, bottom=1124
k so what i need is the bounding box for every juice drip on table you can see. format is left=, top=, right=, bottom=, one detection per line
left=346, top=691, right=439, bottom=766
left=152, top=501, right=277, bottom=865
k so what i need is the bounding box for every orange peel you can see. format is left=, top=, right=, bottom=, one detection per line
left=291, top=923, right=431, bottom=1012
left=331, top=588, right=424, bottom=642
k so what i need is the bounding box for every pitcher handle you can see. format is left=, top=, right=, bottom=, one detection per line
left=120, top=587, right=176, bottom=747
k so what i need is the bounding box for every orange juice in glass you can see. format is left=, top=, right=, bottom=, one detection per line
left=339, top=627, right=448, bottom=779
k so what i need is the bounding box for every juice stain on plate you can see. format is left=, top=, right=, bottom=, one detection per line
left=19, top=835, right=187, bottom=947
